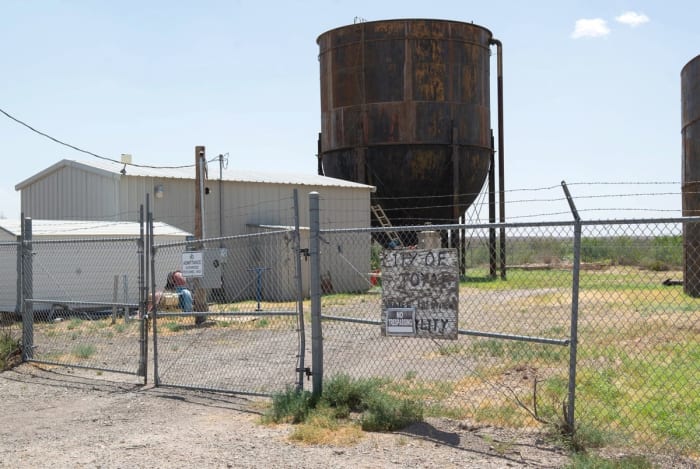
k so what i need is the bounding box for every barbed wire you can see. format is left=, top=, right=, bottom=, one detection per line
left=372, top=181, right=683, bottom=203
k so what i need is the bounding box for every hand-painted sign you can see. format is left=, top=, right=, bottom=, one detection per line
left=381, top=248, right=459, bottom=339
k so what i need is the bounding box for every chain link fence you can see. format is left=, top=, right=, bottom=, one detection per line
left=5, top=194, right=699, bottom=458
left=575, top=220, right=699, bottom=455
left=317, top=215, right=699, bottom=457
left=319, top=223, right=573, bottom=427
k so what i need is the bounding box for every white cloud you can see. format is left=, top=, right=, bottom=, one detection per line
left=571, top=18, right=611, bottom=39
left=615, top=11, right=650, bottom=27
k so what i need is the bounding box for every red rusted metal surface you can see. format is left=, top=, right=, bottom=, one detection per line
left=682, top=54, right=700, bottom=296
left=318, top=19, right=493, bottom=224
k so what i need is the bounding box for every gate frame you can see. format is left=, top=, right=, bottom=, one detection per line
left=148, top=190, right=307, bottom=395
left=19, top=215, right=148, bottom=381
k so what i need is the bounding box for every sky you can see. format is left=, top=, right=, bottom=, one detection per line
left=1, top=0, right=699, bottom=222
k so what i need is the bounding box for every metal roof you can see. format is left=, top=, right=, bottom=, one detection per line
left=15, top=159, right=376, bottom=191
left=0, top=219, right=191, bottom=237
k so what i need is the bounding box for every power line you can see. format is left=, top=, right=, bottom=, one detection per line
left=0, top=107, right=195, bottom=169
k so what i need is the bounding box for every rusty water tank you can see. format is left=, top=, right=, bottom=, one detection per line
left=317, top=19, right=493, bottom=225
left=682, top=54, right=700, bottom=297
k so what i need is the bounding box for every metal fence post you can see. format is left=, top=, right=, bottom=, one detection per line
left=309, top=191, right=323, bottom=397
left=147, top=197, right=160, bottom=386
left=292, top=189, right=307, bottom=391
left=562, top=181, right=581, bottom=433
left=138, top=204, right=148, bottom=382
left=15, top=222, right=22, bottom=317
left=21, top=216, right=33, bottom=361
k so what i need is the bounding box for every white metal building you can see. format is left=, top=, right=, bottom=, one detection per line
left=0, top=219, right=191, bottom=313
left=15, top=159, right=373, bottom=234
left=14, top=159, right=375, bottom=301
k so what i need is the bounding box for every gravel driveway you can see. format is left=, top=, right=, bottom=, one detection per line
left=0, top=363, right=574, bottom=468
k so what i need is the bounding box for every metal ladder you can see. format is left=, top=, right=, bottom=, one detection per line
left=371, top=204, right=401, bottom=247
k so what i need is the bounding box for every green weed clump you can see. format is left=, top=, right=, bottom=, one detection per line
left=265, top=387, right=317, bottom=424
left=72, top=344, right=96, bottom=359
left=1, top=332, right=21, bottom=370
left=265, top=374, right=424, bottom=435
left=360, top=393, right=424, bottom=432
left=321, top=374, right=382, bottom=417
left=164, top=321, right=182, bottom=333
left=66, top=318, right=83, bottom=330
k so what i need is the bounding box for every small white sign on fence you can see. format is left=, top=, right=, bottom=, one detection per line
left=182, top=251, right=203, bottom=277
left=385, top=307, right=416, bottom=336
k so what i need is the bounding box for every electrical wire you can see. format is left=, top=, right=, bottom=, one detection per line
left=1, top=106, right=196, bottom=169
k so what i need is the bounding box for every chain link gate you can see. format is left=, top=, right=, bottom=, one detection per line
left=0, top=241, right=21, bottom=354
left=18, top=217, right=148, bottom=379
left=149, top=197, right=308, bottom=395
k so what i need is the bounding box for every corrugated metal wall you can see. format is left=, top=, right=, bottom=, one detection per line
left=116, top=176, right=371, bottom=235
left=20, top=165, right=119, bottom=220
left=18, top=164, right=372, bottom=300
left=20, top=164, right=371, bottom=234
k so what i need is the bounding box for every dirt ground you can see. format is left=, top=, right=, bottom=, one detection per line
left=0, top=363, right=578, bottom=468
left=2, top=273, right=697, bottom=468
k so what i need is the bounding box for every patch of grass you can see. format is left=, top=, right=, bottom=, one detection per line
left=72, top=344, right=96, bottom=359
left=386, top=380, right=458, bottom=419
left=264, top=387, right=316, bottom=424
left=289, top=405, right=363, bottom=445
left=463, top=268, right=571, bottom=290
left=256, top=318, right=269, bottom=328
left=209, top=304, right=240, bottom=313
left=321, top=293, right=356, bottom=306
left=462, top=265, right=692, bottom=296
left=114, top=323, right=127, bottom=333
left=508, top=341, right=568, bottom=363
left=437, top=342, right=463, bottom=356
left=474, top=400, right=534, bottom=427
left=322, top=374, right=385, bottom=418
left=567, top=423, right=610, bottom=451
left=360, top=393, right=423, bottom=432
left=470, top=339, right=506, bottom=358
left=265, top=374, right=424, bottom=441
left=88, top=319, right=115, bottom=332
left=468, top=338, right=566, bottom=364
left=384, top=377, right=455, bottom=406
left=0, top=332, right=21, bottom=370
left=66, top=318, right=83, bottom=330
left=537, top=376, right=568, bottom=423
left=424, top=402, right=469, bottom=420
left=568, top=452, right=653, bottom=468
left=565, top=335, right=700, bottom=455
left=164, top=321, right=182, bottom=333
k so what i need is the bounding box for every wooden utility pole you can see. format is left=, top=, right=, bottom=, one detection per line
left=193, top=146, right=208, bottom=325
left=195, top=146, right=206, bottom=241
